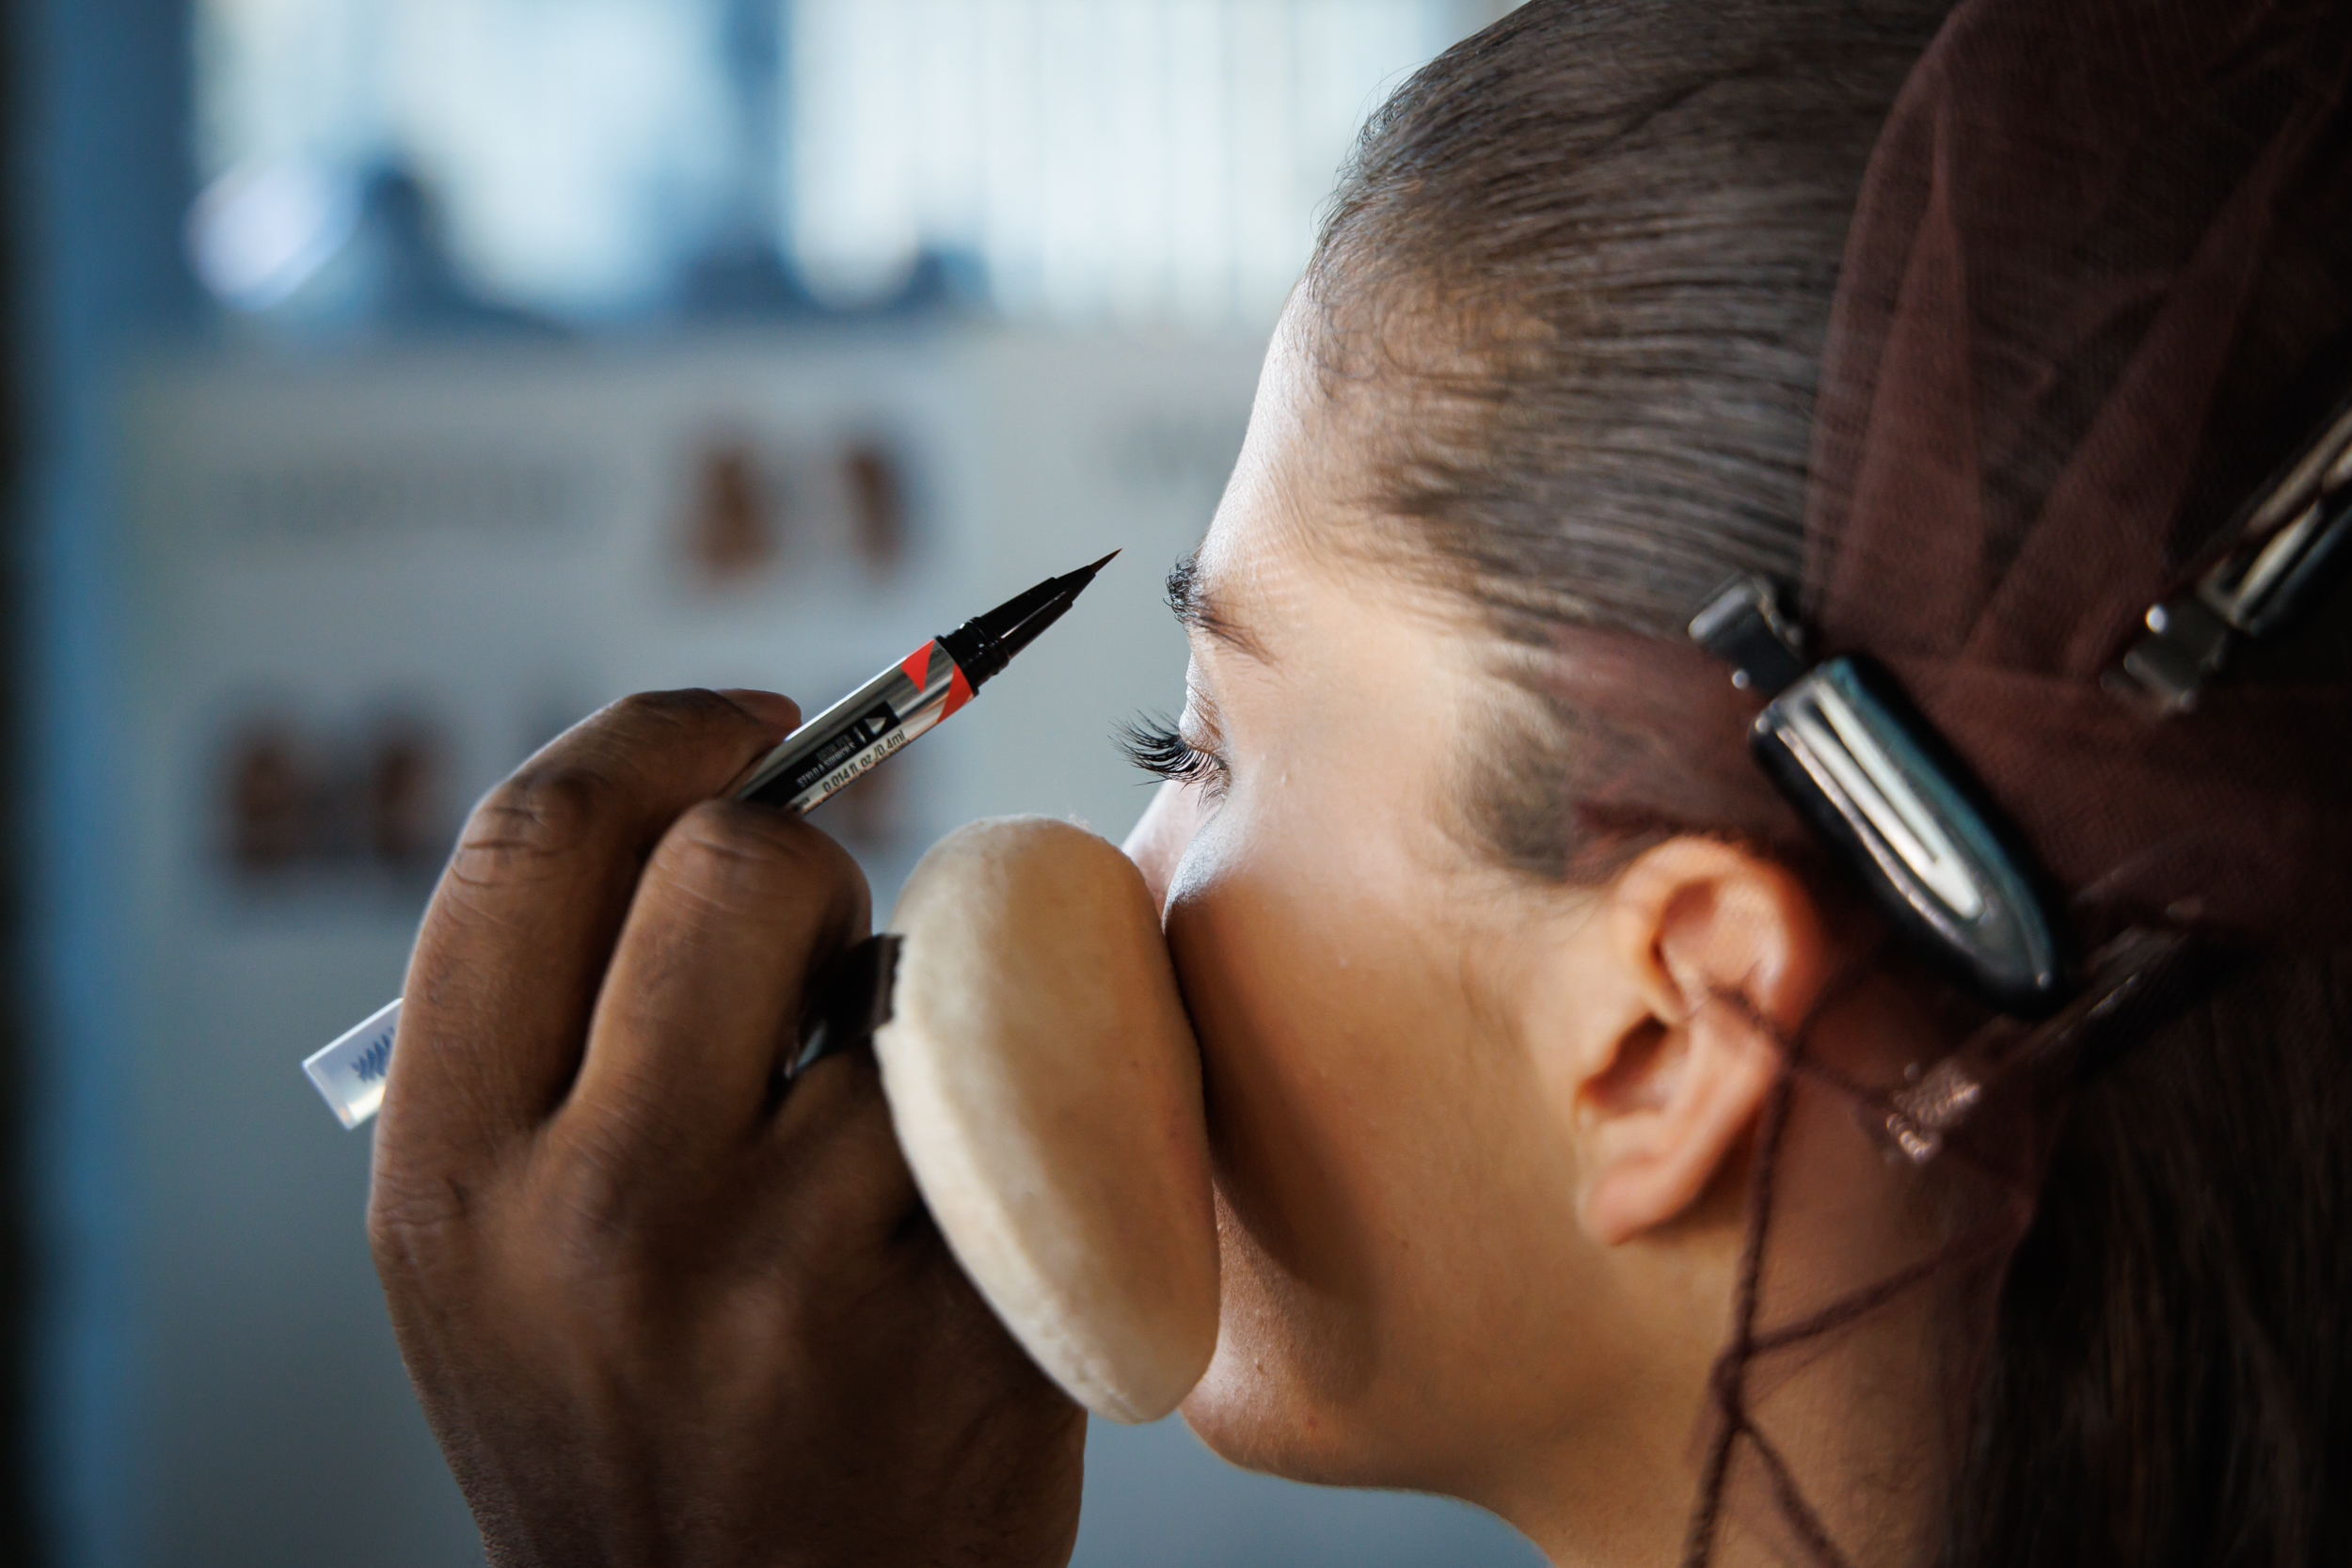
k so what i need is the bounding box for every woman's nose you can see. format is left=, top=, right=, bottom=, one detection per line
left=1121, top=780, right=1204, bottom=914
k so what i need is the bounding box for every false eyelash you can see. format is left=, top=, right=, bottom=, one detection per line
left=1117, top=713, right=1227, bottom=792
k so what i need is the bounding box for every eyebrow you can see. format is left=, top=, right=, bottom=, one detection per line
left=1166, top=553, right=1271, bottom=660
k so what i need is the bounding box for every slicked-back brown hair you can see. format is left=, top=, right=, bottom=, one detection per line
left=1300, top=4, right=2352, bottom=1563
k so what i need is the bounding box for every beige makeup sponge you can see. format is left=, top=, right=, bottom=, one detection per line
left=875, top=816, right=1218, bottom=1423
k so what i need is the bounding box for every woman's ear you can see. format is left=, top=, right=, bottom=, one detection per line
left=1573, top=837, right=1830, bottom=1246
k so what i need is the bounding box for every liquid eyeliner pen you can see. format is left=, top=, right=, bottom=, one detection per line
left=302, top=550, right=1120, bottom=1130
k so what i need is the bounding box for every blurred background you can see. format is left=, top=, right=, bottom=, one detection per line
left=1, top=0, right=1549, bottom=1563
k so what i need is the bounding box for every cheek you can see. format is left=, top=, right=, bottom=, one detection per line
left=1163, top=817, right=1386, bottom=1292
left=1159, top=788, right=1504, bottom=1461
left=1158, top=784, right=1607, bottom=1485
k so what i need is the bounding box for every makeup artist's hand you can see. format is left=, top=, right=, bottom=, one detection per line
left=366, top=689, right=1087, bottom=1568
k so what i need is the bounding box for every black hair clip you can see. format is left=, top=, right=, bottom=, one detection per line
left=1690, top=579, right=2068, bottom=1017
left=785, top=933, right=902, bottom=1079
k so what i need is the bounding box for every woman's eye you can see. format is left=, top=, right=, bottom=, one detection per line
left=1117, top=714, right=1230, bottom=797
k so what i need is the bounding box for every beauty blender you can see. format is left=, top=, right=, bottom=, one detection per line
left=874, top=816, right=1219, bottom=1423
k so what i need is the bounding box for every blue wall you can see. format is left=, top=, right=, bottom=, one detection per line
left=18, top=0, right=197, bottom=1560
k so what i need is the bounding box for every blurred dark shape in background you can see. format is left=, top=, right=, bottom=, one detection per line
left=679, top=0, right=801, bottom=317
left=678, top=430, right=917, bottom=590
left=684, top=441, right=782, bottom=584
left=319, top=165, right=560, bottom=338
left=222, top=723, right=310, bottom=874
left=189, top=160, right=561, bottom=340
left=668, top=0, right=987, bottom=322
left=219, top=710, right=452, bottom=884
left=679, top=239, right=987, bottom=321
left=364, top=718, right=447, bottom=872
left=190, top=149, right=984, bottom=332
left=842, top=436, right=907, bottom=573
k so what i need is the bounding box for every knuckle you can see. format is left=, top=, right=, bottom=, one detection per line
left=368, top=1149, right=660, bottom=1342
left=653, top=802, right=847, bottom=915
left=532, top=1123, right=663, bottom=1268
left=604, top=686, right=745, bottom=739
left=366, top=1167, right=477, bottom=1283
left=544, top=1156, right=632, bottom=1248
left=453, top=764, right=612, bottom=880
left=438, top=689, right=770, bottom=896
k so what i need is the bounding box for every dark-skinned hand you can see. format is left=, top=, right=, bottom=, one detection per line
left=366, top=689, right=1087, bottom=1568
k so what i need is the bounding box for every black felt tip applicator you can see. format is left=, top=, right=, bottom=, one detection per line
left=732, top=548, right=1121, bottom=812
left=937, top=550, right=1121, bottom=688
left=302, top=549, right=1122, bottom=1131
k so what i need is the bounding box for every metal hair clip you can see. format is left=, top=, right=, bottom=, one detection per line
left=1867, top=926, right=2201, bottom=1164
left=2116, top=392, right=2352, bottom=710
left=1691, top=578, right=2068, bottom=1016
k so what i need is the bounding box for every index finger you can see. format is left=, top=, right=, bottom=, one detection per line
left=380, top=689, right=798, bottom=1170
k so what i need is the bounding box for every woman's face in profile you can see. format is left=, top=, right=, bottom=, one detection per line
left=1120, top=299, right=1706, bottom=1507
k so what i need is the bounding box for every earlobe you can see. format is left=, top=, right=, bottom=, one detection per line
left=1575, top=839, right=1828, bottom=1247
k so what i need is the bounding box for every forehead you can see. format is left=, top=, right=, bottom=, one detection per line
left=1179, top=473, right=1474, bottom=701
left=1181, top=294, right=1374, bottom=658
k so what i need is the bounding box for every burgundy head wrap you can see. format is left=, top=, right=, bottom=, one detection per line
left=1628, top=2, right=2352, bottom=1562
left=1590, top=0, right=2352, bottom=957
